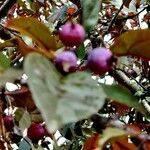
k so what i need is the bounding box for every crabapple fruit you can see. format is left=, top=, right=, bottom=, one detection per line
left=87, top=47, right=113, bottom=75
left=55, top=51, right=77, bottom=73
left=59, top=22, right=85, bottom=47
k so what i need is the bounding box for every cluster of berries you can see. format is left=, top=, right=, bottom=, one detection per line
left=3, top=115, right=45, bottom=141
left=3, top=22, right=114, bottom=143
left=55, top=22, right=113, bottom=75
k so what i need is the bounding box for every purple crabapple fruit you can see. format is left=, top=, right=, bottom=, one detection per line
left=27, top=123, right=45, bottom=141
left=87, top=47, right=113, bottom=75
left=59, top=22, right=85, bottom=47
left=55, top=51, right=77, bottom=73
left=3, top=115, right=14, bottom=130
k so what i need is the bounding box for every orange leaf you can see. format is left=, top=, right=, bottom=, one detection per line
left=110, top=29, right=150, bottom=61
left=83, top=134, right=99, bottom=150
left=5, top=17, right=62, bottom=50
left=112, top=138, right=137, bottom=150
left=126, top=124, right=142, bottom=134
left=143, top=141, right=150, bottom=150
left=16, top=38, right=38, bottom=55
left=16, top=38, right=55, bottom=59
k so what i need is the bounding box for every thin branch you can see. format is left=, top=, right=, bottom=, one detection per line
left=11, top=53, right=22, bottom=65
left=120, top=5, right=148, bottom=20
left=0, top=0, right=17, bottom=20
left=106, top=0, right=126, bottom=33
left=110, top=69, right=139, bottom=94
left=116, top=68, right=147, bottom=91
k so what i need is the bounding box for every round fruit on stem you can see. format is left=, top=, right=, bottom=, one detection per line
left=87, top=47, right=113, bottom=75
left=55, top=51, right=77, bottom=73
left=59, top=22, right=85, bottom=47
left=27, top=123, right=45, bottom=141
left=3, top=115, right=14, bottom=130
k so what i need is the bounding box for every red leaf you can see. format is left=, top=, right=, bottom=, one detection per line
left=143, top=141, right=150, bottom=150
left=110, top=101, right=130, bottom=117
left=110, top=29, right=150, bottom=61
left=6, top=86, right=36, bottom=112
left=83, top=134, right=99, bottom=150
left=112, top=138, right=137, bottom=150
left=126, top=124, right=142, bottom=134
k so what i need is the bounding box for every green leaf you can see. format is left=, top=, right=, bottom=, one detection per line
left=15, top=108, right=31, bottom=131
left=81, top=0, right=100, bottom=33
left=15, top=108, right=25, bottom=122
left=24, top=52, right=106, bottom=132
left=58, top=72, right=106, bottom=123
left=0, top=52, right=11, bottom=72
left=110, top=29, right=150, bottom=61
left=76, top=43, right=85, bottom=59
left=101, top=84, right=146, bottom=115
left=5, top=17, right=62, bottom=50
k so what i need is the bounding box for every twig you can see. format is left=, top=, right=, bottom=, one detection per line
left=116, top=68, right=147, bottom=91
left=110, top=69, right=139, bottom=94
left=11, top=53, right=22, bottom=65
left=119, top=5, right=148, bottom=21
left=0, top=0, right=17, bottom=20
left=106, top=0, right=126, bottom=32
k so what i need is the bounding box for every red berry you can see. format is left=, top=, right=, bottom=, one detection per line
left=27, top=123, right=45, bottom=141
left=59, top=22, right=85, bottom=47
left=3, top=115, right=14, bottom=130
left=55, top=51, right=77, bottom=73
left=87, top=47, right=113, bottom=75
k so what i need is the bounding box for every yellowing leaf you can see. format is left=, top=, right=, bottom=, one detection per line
left=100, top=127, right=126, bottom=147
left=5, top=17, right=62, bottom=50
left=110, top=29, right=150, bottom=61
left=16, top=38, right=55, bottom=59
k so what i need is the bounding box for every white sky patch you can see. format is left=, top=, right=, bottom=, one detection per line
left=5, top=82, right=20, bottom=92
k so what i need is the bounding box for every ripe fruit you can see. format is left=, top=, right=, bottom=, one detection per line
left=87, top=47, right=113, bottom=75
left=55, top=51, right=77, bottom=73
left=59, top=22, right=85, bottom=47
left=27, top=123, right=45, bottom=141
left=3, top=115, right=14, bottom=130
